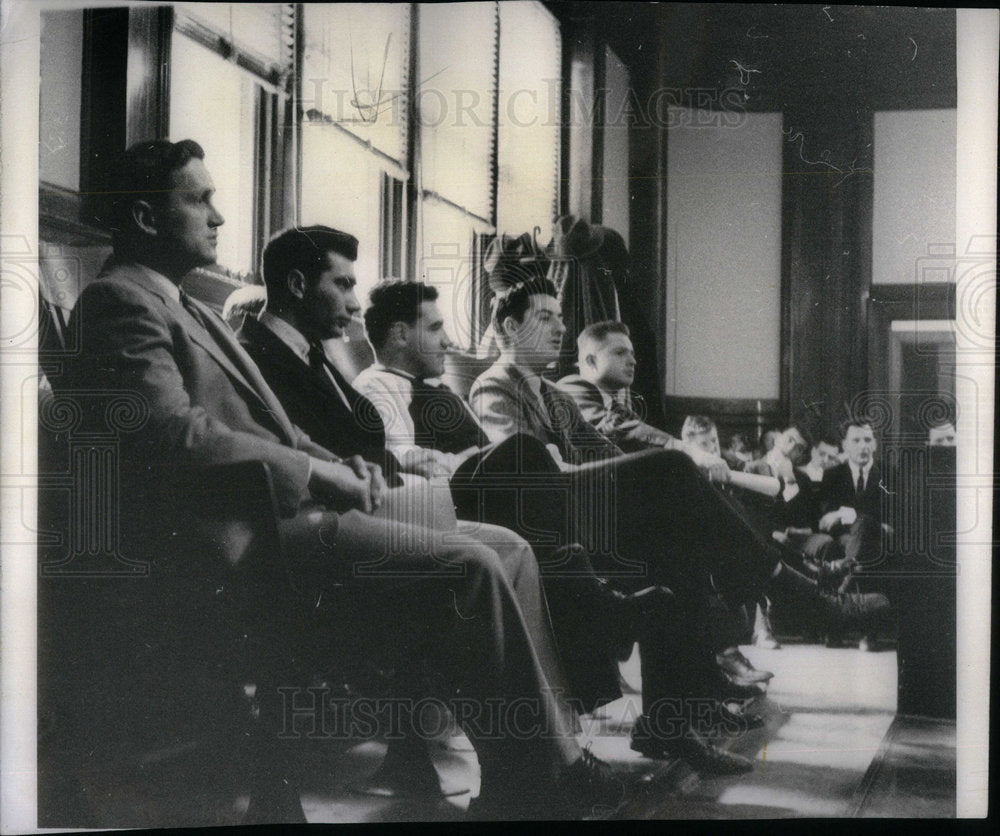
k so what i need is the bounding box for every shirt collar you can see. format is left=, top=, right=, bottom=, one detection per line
left=136, top=264, right=181, bottom=303
left=373, top=362, right=444, bottom=386
left=259, top=311, right=311, bottom=363
left=848, top=460, right=873, bottom=483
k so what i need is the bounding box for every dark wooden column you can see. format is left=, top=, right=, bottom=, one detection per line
left=781, top=103, right=874, bottom=436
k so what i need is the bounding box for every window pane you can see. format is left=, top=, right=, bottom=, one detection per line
left=496, top=0, right=561, bottom=237
left=602, top=46, right=630, bottom=244
left=418, top=2, right=496, bottom=220
left=170, top=34, right=257, bottom=277
left=302, top=3, right=410, bottom=164
left=174, top=3, right=290, bottom=69
left=421, top=200, right=488, bottom=349
left=301, top=124, right=385, bottom=303
left=39, top=10, right=83, bottom=191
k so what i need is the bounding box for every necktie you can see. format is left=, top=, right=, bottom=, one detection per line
left=856, top=470, right=865, bottom=498
left=307, top=342, right=353, bottom=411
left=179, top=289, right=296, bottom=443
left=410, top=377, right=489, bottom=454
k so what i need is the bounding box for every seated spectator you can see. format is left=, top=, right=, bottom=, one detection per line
left=557, top=324, right=773, bottom=684
left=928, top=420, right=956, bottom=446
left=798, top=434, right=842, bottom=484
left=723, top=432, right=755, bottom=469
left=557, top=320, right=678, bottom=452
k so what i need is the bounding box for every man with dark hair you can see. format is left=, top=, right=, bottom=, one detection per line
left=354, top=280, right=490, bottom=476
left=354, top=279, right=670, bottom=719
left=242, top=225, right=390, bottom=469
left=50, top=140, right=630, bottom=821
left=557, top=321, right=679, bottom=453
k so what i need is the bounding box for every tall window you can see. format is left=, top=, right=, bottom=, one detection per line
left=170, top=3, right=295, bottom=283
left=301, top=3, right=410, bottom=301
left=170, top=35, right=258, bottom=278
left=496, top=0, right=561, bottom=239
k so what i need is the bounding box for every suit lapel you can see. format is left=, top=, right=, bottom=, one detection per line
left=504, top=364, right=553, bottom=434
left=120, top=269, right=296, bottom=442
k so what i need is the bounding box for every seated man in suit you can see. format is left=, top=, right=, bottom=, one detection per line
left=50, top=139, right=630, bottom=821
left=557, top=325, right=774, bottom=682
left=239, top=223, right=582, bottom=792
left=556, top=320, right=678, bottom=453
left=814, top=418, right=896, bottom=650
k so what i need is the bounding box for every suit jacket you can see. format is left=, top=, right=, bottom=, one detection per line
left=819, top=461, right=884, bottom=523
left=469, top=362, right=621, bottom=465
left=238, top=315, right=399, bottom=473
left=556, top=374, right=674, bottom=453
left=50, top=259, right=340, bottom=761
left=58, top=261, right=335, bottom=518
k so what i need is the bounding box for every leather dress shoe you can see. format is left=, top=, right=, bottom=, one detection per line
left=630, top=715, right=754, bottom=775
left=717, top=648, right=774, bottom=685
left=557, top=745, right=627, bottom=818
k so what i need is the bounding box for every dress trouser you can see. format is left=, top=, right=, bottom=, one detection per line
left=457, top=443, right=787, bottom=712
left=276, top=507, right=581, bottom=795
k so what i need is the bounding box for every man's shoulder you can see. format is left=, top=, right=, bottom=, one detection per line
left=353, top=365, right=407, bottom=393
left=555, top=374, right=600, bottom=399
left=471, top=361, right=518, bottom=393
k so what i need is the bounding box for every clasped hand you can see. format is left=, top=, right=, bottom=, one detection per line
left=309, top=455, right=387, bottom=513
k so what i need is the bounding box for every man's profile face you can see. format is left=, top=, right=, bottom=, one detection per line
left=813, top=441, right=841, bottom=469
left=587, top=333, right=636, bottom=390
left=842, top=423, right=876, bottom=466
left=405, top=300, right=453, bottom=379
left=303, top=251, right=360, bottom=340
left=157, top=158, right=224, bottom=269
left=928, top=422, right=956, bottom=446
left=508, top=293, right=565, bottom=366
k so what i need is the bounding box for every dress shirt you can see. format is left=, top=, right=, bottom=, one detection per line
left=258, top=312, right=353, bottom=410
left=353, top=363, right=485, bottom=474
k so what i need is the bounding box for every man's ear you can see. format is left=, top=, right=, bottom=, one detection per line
left=286, top=269, right=306, bottom=301
left=389, top=321, right=409, bottom=346
left=583, top=351, right=598, bottom=371
left=130, top=200, right=159, bottom=237
left=499, top=315, right=518, bottom=341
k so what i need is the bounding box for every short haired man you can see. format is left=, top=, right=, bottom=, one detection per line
left=354, top=281, right=488, bottom=477
left=928, top=421, right=956, bottom=446
left=799, top=434, right=842, bottom=484
left=557, top=321, right=678, bottom=453
left=51, top=140, right=625, bottom=821
left=814, top=418, right=894, bottom=650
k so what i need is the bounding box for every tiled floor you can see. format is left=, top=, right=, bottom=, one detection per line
left=290, top=640, right=937, bottom=821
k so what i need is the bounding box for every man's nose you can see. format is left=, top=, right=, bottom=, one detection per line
left=208, top=203, right=224, bottom=227
left=345, top=291, right=361, bottom=314
left=441, top=332, right=454, bottom=350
